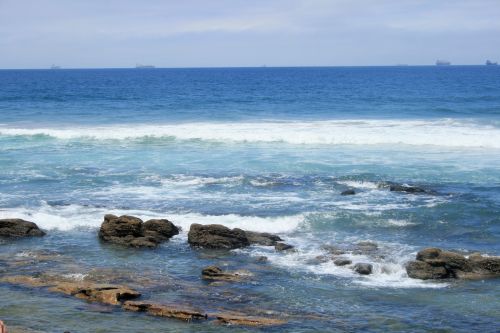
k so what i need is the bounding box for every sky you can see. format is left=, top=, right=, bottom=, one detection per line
left=0, top=0, right=499, bottom=68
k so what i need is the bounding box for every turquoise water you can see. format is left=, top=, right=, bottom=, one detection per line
left=0, top=67, right=499, bottom=332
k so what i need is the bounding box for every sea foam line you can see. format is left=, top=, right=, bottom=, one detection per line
left=1, top=119, right=499, bottom=148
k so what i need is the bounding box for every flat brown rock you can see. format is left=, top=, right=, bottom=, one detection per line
left=123, top=301, right=207, bottom=321
left=1, top=275, right=140, bottom=305
left=212, top=313, right=286, bottom=326
left=201, top=266, right=252, bottom=282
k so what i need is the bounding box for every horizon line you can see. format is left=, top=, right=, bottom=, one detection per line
left=0, top=64, right=496, bottom=70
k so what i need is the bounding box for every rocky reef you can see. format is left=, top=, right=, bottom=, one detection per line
left=406, top=248, right=500, bottom=280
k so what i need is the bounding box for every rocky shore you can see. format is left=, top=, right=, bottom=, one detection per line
left=1, top=211, right=500, bottom=330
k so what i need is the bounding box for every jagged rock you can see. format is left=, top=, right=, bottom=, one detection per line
left=99, top=215, right=179, bottom=248
left=334, top=259, right=352, bottom=266
left=0, top=219, right=45, bottom=238
left=353, top=263, right=373, bottom=275
left=245, top=231, right=282, bottom=246
left=187, top=224, right=249, bottom=249
left=275, top=242, right=294, bottom=251
left=123, top=301, right=207, bottom=321
left=341, top=189, right=356, bottom=195
left=213, top=313, right=286, bottom=326
left=407, top=248, right=500, bottom=280
left=201, top=266, right=251, bottom=282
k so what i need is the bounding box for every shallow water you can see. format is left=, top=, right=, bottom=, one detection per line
left=1, top=66, right=499, bottom=332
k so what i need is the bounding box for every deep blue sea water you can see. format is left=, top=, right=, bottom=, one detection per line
left=0, top=66, right=499, bottom=332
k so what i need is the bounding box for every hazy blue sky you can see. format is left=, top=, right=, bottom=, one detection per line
left=1, top=0, right=499, bottom=68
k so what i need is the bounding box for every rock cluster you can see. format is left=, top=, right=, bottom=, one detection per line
left=1, top=274, right=285, bottom=327
left=0, top=219, right=45, bottom=238
left=406, top=248, right=500, bottom=280
left=99, top=215, right=179, bottom=248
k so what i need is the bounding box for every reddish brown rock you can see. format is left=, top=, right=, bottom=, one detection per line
left=99, top=214, right=179, bottom=248
left=123, top=301, right=207, bottom=321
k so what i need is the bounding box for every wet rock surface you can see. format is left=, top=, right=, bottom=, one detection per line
left=201, top=266, right=251, bottom=282
left=99, top=214, right=179, bottom=248
left=341, top=189, right=356, bottom=195
left=353, top=263, right=373, bottom=275
left=275, top=242, right=294, bottom=251
left=187, top=223, right=250, bottom=249
left=0, top=219, right=45, bottom=238
left=245, top=231, right=282, bottom=246
left=406, top=248, right=500, bottom=280
left=123, top=301, right=207, bottom=321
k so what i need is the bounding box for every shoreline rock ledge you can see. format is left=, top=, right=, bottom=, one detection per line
left=99, top=214, right=179, bottom=248
left=406, top=248, right=500, bottom=280
left=0, top=218, right=46, bottom=238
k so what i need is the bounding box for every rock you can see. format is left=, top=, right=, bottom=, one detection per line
left=0, top=275, right=140, bottom=305
left=334, top=259, right=352, bottom=266
left=406, top=248, right=500, bottom=280
left=50, top=283, right=141, bottom=305
left=255, top=256, right=268, bottom=263
left=275, top=242, right=294, bottom=251
left=389, top=184, right=427, bottom=194
left=187, top=224, right=249, bottom=249
left=99, top=215, right=179, bottom=248
left=213, top=313, right=286, bottom=326
left=244, top=231, right=282, bottom=246
left=355, top=241, right=378, bottom=254
left=123, top=301, right=207, bottom=321
left=406, top=261, right=448, bottom=280
left=142, top=219, right=179, bottom=241
left=201, top=266, right=251, bottom=282
left=0, top=219, right=45, bottom=238
left=341, top=189, right=356, bottom=196
left=353, top=263, right=373, bottom=275
left=321, top=245, right=345, bottom=255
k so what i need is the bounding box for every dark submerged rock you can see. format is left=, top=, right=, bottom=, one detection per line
left=0, top=219, right=45, bottom=238
left=389, top=184, right=427, bottom=194
left=406, top=248, right=500, bottom=280
left=334, top=259, right=352, bottom=266
left=341, top=189, right=356, bottom=196
left=99, top=215, right=179, bottom=248
left=201, top=265, right=250, bottom=282
left=353, top=263, right=373, bottom=275
left=187, top=224, right=250, bottom=249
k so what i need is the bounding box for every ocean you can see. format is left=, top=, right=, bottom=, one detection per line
left=0, top=66, right=499, bottom=332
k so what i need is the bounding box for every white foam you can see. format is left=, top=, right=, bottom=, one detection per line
left=1, top=119, right=499, bottom=148
left=0, top=203, right=303, bottom=234
left=336, top=180, right=380, bottom=189
left=245, top=236, right=447, bottom=289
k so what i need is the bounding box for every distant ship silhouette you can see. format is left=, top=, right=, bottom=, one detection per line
left=486, top=60, right=498, bottom=66
left=436, top=60, right=451, bottom=66
left=50, top=64, right=61, bottom=69
left=135, top=63, right=155, bottom=69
